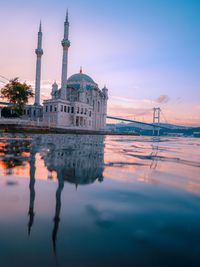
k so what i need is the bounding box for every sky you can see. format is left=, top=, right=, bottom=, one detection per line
left=0, top=0, right=199, bottom=126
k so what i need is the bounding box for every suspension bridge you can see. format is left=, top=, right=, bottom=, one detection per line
left=107, top=115, right=168, bottom=130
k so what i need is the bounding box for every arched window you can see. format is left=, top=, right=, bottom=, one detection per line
left=98, top=101, right=100, bottom=112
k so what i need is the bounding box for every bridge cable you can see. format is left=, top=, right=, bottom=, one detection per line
left=161, top=110, right=168, bottom=124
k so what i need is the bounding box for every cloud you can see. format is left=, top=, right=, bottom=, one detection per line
left=155, top=95, right=170, bottom=104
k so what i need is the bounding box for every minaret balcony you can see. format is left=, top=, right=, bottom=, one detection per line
left=35, top=48, right=43, bottom=56
left=61, top=39, right=70, bottom=48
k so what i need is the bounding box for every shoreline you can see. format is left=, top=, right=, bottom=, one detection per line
left=0, top=124, right=139, bottom=136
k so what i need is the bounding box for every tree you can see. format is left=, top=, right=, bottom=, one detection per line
left=1, top=78, right=34, bottom=116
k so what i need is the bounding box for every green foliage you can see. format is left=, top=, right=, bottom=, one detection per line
left=1, top=78, right=34, bottom=116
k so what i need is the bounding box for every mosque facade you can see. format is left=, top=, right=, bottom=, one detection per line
left=35, top=12, right=108, bottom=130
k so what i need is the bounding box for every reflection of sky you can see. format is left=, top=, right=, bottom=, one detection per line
left=0, top=0, right=199, bottom=125
left=1, top=173, right=200, bottom=266
left=0, top=134, right=200, bottom=266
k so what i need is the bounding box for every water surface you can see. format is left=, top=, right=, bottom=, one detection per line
left=0, top=134, right=200, bottom=267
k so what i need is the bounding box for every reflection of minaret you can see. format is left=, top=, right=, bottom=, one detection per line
left=52, top=171, right=64, bottom=254
left=61, top=10, right=70, bottom=99
left=35, top=21, right=43, bottom=106
left=28, top=149, right=36, bottom=236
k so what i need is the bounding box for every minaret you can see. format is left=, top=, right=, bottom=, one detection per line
left=34, top=21, right=43, bottom=105
left=61, top=10, right=70, bottom=99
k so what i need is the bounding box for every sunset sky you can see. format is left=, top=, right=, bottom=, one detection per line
left=0, top=0, right=199, bottom=126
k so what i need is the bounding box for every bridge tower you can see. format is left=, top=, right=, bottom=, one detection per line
left=153, top=107, right=161, bottom=136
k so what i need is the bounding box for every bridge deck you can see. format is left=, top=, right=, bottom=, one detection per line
left=107, top=116, right=169, bottom=129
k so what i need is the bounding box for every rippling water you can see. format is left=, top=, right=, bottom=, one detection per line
left=0, top=134, right=200, bottom=267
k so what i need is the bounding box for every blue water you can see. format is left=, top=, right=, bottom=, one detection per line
left=0, top=134, right=200, bottom=267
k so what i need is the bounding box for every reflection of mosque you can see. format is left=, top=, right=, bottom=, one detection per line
left=37, top=135, right=105, bottom=186
left=28, top=134, right=105, bottom=254
left=0, top=134, right=105, bottom=255
left=0, top=134, right=104, bottom=184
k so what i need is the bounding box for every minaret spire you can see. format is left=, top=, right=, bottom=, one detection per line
left=61, top=10, right=70, bottom=99
left=65, top=9, right=68, bottom=23
left=34, top=21, right=43, bottom=105
left=39, top=20, right=42, bottom=32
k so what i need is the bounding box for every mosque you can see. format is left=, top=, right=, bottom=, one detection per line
left=31, top=11, right=108, bottom=130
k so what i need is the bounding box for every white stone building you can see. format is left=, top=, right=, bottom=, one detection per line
left=41, top=12, right=108, bottom=130
left=0, top=12, right=108, bottom=129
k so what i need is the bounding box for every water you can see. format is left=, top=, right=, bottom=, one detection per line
left=0, top=134, right=200, bottom=267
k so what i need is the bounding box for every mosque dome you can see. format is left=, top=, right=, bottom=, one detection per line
left=67, top=67, right=96, bottom=85
left=68, top=73, right=95, bottom=84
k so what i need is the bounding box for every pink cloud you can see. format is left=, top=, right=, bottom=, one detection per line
left=155, top=95, right=170, bottom=104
